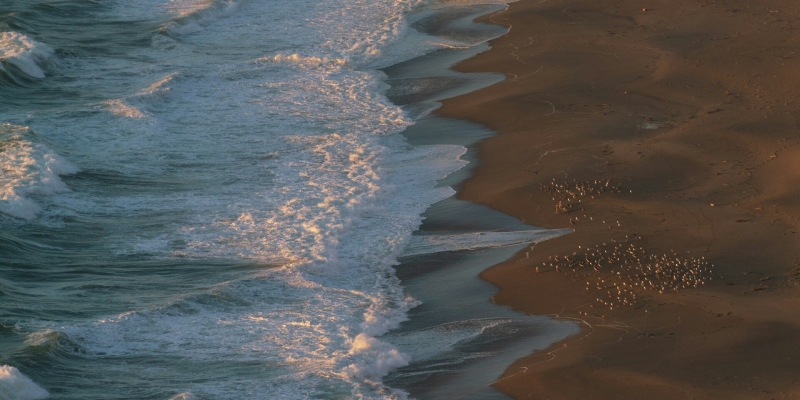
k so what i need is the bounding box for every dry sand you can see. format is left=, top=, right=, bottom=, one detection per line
left=439, top=0, right=800, bottom=398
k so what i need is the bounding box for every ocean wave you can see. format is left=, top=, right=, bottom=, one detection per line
left=0, top=365, right=49, bottom=400
left=100, top=72, right=179, bottom=118
left=0, top=32, right=54, bottom=80
left=162, top=0, right=240, bottom=35
left=0, top=124, right=78, bottom=220
left=343, top=333, right=411, bottom=382
left=168, top=393, right=195, bottom=400
left=138, top=72, right=178, bottom=96
left=260, top=54, right=350, bottom=70
left=33, top=269, right=416, bottom=397
left=27, top=141, right=465, bottom=396
left=0, top=0, right=517, bottom=397
left=102, top=99, right=146, bottom=118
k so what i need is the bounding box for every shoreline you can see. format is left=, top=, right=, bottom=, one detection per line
left=439, top=0, right=800, bottom=398
left=380, top=3, right=580, bottom=398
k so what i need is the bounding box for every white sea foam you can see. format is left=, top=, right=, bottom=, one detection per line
left=0, top=32, right=53, bottom=79
left=7, top=0, right=523, bottom=397
left=263, top=54, right=349, bottom=69
left=0, top=366, right=49, bottom=400
left=99, top=72, right=178, bottom=118
left=103, top=99, right=146, bottom=118
left=139, top=73, right=178, bottom=96
left=168, top=393, right=195, bottom=400
left=0, top=124, right=77, bottom=220
left=344, top=333, right=411, bottom=381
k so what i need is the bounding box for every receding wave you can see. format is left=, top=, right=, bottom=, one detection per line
left=403, top=229, right=573, bottom=256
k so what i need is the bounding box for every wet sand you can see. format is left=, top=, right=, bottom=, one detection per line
left=439, top=0, right=800, bottom=398
left=381, top=5, right=579, bottom=398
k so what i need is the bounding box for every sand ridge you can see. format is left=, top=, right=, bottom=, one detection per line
left=439, top=0, right=800, bottom=398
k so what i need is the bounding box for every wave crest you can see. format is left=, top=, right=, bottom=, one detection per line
left=0, top=124, right=78, bottom=220
left=163, top=0, right=240, bottom=35
left=0, top=32, right=53, bottom=79
left=0, top=365, right=49, bottom=400
left=261, top=54, right=349, bottom=70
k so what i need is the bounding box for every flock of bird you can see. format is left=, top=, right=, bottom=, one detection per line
left=540, top=178, right=624, bottom=214
left=538, top=241, right=713, bottom=311
left=538, top=179, right=714, bottom=311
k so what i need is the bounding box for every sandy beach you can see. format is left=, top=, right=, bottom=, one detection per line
left=439, top=0, right=800, bottom=398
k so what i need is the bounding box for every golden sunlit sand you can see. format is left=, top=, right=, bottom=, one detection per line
left=439, top=0, right=800, bottom=398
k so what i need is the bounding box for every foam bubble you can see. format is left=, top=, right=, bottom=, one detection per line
left=0, top=32, right=54, bottom=79
left=0, top=365, right=49, bottom=400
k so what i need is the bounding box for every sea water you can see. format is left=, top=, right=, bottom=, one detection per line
left=0, top=1, right=573, bottom=399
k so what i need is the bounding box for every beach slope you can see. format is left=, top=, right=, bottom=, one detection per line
left=440, top=0, right=800, bottom=398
